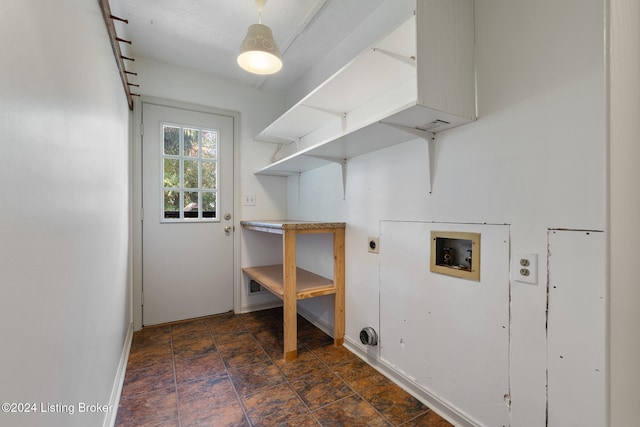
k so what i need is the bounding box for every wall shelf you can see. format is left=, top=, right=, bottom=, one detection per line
left=243, top=265, right=336, bottom=300
left=254, top=0, right=475, bottom=195
left=241, top=220, right=346, bottom=361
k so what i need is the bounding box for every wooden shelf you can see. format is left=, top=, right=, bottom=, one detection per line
left=243, top=265, right=336, bottom=300
left=241, top=220, right=345, bottom=361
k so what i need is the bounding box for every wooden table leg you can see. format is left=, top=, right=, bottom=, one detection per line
left=333, top=228, right=345, bottom=347
left=283, top=229, right=298, bottom=360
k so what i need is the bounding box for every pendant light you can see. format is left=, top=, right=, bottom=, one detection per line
left=237, top=0, right=282, bottom=75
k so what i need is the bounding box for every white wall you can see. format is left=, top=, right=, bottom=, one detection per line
left=608, top=0, right=640, bottom=425
left=131, top=58, right=287, bottom=318
left=0, top=1, right=131, bottom=426
left=285, top=0, right=606, bottom=425
left=379, top=222, right=511, bottom=426
left=285, top=0, right=415, bottom=107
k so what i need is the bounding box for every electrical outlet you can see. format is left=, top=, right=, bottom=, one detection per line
left=243, top=194, right=256, bottom=206
left=368, top=237, right=379, bottom=254
left=513, top=253, right=538, bottom=284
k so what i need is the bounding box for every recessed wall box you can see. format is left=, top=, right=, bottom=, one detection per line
left=430, top=231, right=480, bottom=281
left=249, top=279, right=262, bottom=293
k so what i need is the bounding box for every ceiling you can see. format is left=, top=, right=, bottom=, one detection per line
left=111, top=0, right=387, bottom=93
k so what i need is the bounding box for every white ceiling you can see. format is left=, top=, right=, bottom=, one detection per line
left=111, top=0, right=387, bottom=92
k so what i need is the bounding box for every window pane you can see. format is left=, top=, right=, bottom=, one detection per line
left=202, top=130, right=217, bottom=159
left=164, top=190, right=180, bottom=218
left=202, top=192, right=216, bottom=218
left=184, top=192, right=199, bottom=218
left=202, top=161, right=217, bottom=189
left=163, top=158, right=179, bottom=188
left=163, top=126, right=180, bottom=155
left=161, top=123, right=221, bottom=222
left=183, top=160, right=198, bottom=189
left=184, top=128, right=199, bottom=157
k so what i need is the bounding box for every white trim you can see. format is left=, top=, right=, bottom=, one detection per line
left=103, top=322, right=133, bottom=427
left=231, top=105, right=241, bottom=315
left=132, top=97, right=143, bottom=331
left=343, top=336, right=477, bottom=427
left=239, top=301, right=283, bottom=314
left=233, top=301, right=476, bottom=425
left=297, top=305, right=335, bottom=338
left=235, top=303, right=334, bottom=335
left=128, top=102, right=136, bottom=334
left=294, top=306, right=476, bottom=426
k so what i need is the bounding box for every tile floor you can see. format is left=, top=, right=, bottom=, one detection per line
left=116, top=307, right=453, bottom=427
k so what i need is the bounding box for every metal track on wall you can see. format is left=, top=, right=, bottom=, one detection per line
left=98, top=0, right=139, bottom=110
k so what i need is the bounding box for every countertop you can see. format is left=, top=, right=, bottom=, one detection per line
left=240, top=220, right=346, bottom=230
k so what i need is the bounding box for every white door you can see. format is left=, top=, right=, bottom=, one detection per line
left=142, top=102, right=234, bottom=326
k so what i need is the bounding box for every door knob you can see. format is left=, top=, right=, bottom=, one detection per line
left=224, top=226, right=233, bottom=234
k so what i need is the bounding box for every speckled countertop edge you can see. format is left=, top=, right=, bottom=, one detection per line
left=240, top=220, right=346, bottom=230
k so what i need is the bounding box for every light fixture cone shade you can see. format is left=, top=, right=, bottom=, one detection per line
left=237, top=23, right=282, bottom=75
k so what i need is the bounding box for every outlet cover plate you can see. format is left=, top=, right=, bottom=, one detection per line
left=513, top=253, right=538, bottom=284
left=243, top=194, right=256, bottom=206
left=368, top=237, right=379, bottom=254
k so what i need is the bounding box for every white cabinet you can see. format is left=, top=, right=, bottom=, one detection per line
left=254, top=0, right=475, bottom=190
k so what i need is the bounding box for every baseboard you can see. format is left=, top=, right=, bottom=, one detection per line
left=240, top=302, right=334, bottom=339
left=238, top=300, right=283, bottom=314
left=237, top=304, right=473, bottom=424
left=103, top=322, right=133, bottom=427
left=296, top=305, right=335, bottom=338
left=343, top=336, right=477, bottom=427
left=240, top=304, right=472, bottom=425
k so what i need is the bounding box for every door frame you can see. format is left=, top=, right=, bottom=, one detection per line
left=131, top=96, right=241, bottom=331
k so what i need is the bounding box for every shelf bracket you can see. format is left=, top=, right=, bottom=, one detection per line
left=303, top=105, right=348, bottom=132
left=378, top=122, right=434, bottom=140
left=378, top=122, right=435, bottom=194
left=425, top=134, right=435, bottom=194
left=305, top=155, right=348, bottom=200
left=262, top=134, right=300, bottom=146
left=372, top=48, right=416, bottom=67
left=303, top=104, right=344, bottom=118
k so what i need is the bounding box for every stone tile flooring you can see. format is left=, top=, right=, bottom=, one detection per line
left=115, top=307, right=452, bottom=426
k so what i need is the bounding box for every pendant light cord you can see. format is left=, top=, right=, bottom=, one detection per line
left=256, top=0, right=266, bottom=23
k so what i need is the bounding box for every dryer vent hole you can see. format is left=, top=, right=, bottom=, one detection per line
left=360, top=327, right=378, bottom=346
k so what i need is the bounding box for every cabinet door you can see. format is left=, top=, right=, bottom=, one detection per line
left=547, top=230, right=605, bottom=426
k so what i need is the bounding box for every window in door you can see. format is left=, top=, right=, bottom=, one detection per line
left=162, top=123, right=219, bottom=221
